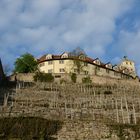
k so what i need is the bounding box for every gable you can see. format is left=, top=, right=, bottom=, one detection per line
left=113, top=65, right=119, bottom=71
left=61, top=52, right=69, bottom=58
left=105, top=63, right=112, bottom=69
left=46, top=54, right=52, bottom=60
left=93, top=58, right=101, bottom=65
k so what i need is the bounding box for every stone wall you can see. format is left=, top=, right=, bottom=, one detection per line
left=9, top=73, right=35, bottom=82
left=56, top=121, right=140, bottom=140
left=9, top=73, right=139, bottom=86
left=57, top=121, right=112, bottom=140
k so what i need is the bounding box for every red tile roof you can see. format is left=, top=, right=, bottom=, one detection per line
left=38, top=55, right=46, bottom=62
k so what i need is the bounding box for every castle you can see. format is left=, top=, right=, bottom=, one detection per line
left=38, top=52, right=137, bottom=81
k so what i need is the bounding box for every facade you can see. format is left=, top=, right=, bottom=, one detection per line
left=38, top=53, right=137, bottom=80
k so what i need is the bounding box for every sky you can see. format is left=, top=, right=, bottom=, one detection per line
left=0, top=0, right=140, bottom=75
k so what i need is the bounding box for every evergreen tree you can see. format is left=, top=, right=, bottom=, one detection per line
left=14, top=53, right=37, bottom=73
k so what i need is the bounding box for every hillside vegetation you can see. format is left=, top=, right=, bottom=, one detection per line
left=0, top=117, right=62, bottom=140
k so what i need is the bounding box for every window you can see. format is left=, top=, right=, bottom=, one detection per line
left=126, top=62, right=128, bottom=65
left=55, top=75, right=61, bottom=78
left=106, top=64, right=112, bottom=69
left=39, top=62, right=45, bottom=67
left=130, top=62, right=132, bottom=65
left=61, top=53, right=68, bottom=58
left=96, top=66, right=100, bottom=71
left=59, top=60, right=64, bottom=64
left=113, top=66, right=118, bottom=71
left=114, top=72, right=118, bottom=76
left=59, top=68, right=65, bottom=73
left=48, top=61, right=53, bottom=65
left=46, top=54, right=52, bottom=60
left=94, top=60, right=100, bottom=65
left=74, top=61, right=78, bottom=65
left=84, top=71, right=88, bottom=75
left=84, top=62, right=88, bottom=66
left=115, top=72, right=120, bottom=77
left=106, top=69, right=110, bottom=74
left=74, top=69, right=77, bottom=73
left=48, top=69, right=53, bottom=73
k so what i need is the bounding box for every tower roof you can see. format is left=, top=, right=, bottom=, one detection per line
left=123, top=56, right=134, bottom=62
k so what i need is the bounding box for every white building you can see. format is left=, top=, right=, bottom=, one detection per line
left=38, top=53, right=137, bottom=81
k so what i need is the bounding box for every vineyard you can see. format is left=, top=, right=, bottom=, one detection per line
left=0, top=81, right=140, bottom=139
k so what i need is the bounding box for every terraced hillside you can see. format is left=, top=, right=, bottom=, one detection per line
left=0, top=81, right=140, bottom=140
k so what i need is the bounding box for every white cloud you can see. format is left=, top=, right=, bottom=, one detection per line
left=115, top=29, right=140, bottom=75
left=0, top=0, right=134, bottom=70
left=117, top=30, right=140, bottom=61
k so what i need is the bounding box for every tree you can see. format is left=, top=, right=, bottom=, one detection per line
left=69, top=47, right=87, bottom=74
left=3, top=64, right=11, bottom=76
left=72, top=60, right=85, bottom=74
left=69, top=47, right=87, bottom=56
left=71, top=73, right=77, bottom=83
left=14, top=53, right=37, bottom=73
left=82, top=76, right=92, bottom=84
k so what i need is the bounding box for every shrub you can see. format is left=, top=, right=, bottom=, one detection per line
left=71, top=73, right=77, bottom=83
left=82, top=76, right=92, bottom=84
left=60, top=79, right=67, bottom=84
left=34, top=72, right=54, bottom=83
left=104, top=91, right=112, bottom=95
left=0, top=117, right=62, bottom=139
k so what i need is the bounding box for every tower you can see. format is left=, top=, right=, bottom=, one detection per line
left=119, top=56, right=136, bottom=77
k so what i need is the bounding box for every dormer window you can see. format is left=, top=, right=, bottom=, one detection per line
left=79, top=54, right=86, bottom=60
left=61, top=52, right=68, bottom=58
left=122, top=69, right=129, bottom=74
left=93, top=58, right=101, bottom=65
left=46, top=54, right=52, bottom=60
left=113, top=65, right=119, bottom=71
left=105, top=63, right=112, bottom=69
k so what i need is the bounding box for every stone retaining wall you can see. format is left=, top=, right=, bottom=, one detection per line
left=9, top=73, right=139, bottom=86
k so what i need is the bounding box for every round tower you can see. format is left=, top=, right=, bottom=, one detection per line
left=119, top=56, right=136, bottom=77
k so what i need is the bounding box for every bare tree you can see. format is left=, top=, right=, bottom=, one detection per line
left=69, top=47, right=87, bottom=57
left=3, top=64, right=11, bottom=76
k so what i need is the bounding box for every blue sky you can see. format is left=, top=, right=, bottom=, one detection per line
left=0, top=0, right=140, bottom=75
